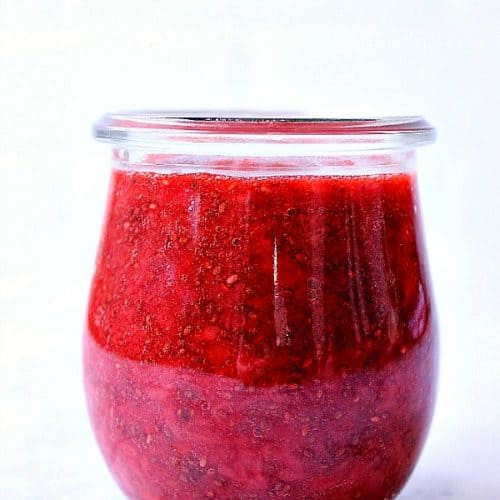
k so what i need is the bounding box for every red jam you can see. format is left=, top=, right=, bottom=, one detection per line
left=84, top=167, right=436, bottom=499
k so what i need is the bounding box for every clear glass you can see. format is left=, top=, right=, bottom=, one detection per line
left=84, top=113, right=437, bottom=499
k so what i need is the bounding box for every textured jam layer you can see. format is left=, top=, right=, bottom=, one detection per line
left=85, top=169, right=436, bottom=499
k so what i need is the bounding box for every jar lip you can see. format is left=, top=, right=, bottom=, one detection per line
left=94, top=111, right=436, bottom=153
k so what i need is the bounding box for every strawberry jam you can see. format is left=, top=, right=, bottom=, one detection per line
left=84, top=164, right=437, bottom=499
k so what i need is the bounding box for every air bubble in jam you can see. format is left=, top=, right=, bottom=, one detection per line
left=84, top=167, right=437, bottom=499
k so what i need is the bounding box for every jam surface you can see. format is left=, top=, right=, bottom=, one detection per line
left=84, top=168, right=437, bottom=499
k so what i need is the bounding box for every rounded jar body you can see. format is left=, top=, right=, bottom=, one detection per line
left=84, top=114, right=437, bottom=500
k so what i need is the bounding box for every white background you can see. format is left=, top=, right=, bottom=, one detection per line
left=1, top=1, right=499, bottom=498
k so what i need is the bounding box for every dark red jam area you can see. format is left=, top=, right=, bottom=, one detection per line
left=85, top=169, right=436, bottom=499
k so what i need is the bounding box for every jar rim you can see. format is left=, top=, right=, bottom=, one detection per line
left=94, top=111, right=436, bottom=153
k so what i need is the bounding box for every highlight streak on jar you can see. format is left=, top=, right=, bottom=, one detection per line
left=273, top=236, right=290, bottom=347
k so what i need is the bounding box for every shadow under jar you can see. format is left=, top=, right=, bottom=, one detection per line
left=84, top=113, right=438, bottom=500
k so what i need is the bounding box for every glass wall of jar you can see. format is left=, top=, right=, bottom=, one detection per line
left=85, top=113, right=437, bottom=500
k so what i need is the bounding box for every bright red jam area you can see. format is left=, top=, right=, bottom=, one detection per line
left=84, top=167, right=436, bottom=499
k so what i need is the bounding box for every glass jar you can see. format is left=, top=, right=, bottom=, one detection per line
left=84, top=112, right=437, bottom=499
